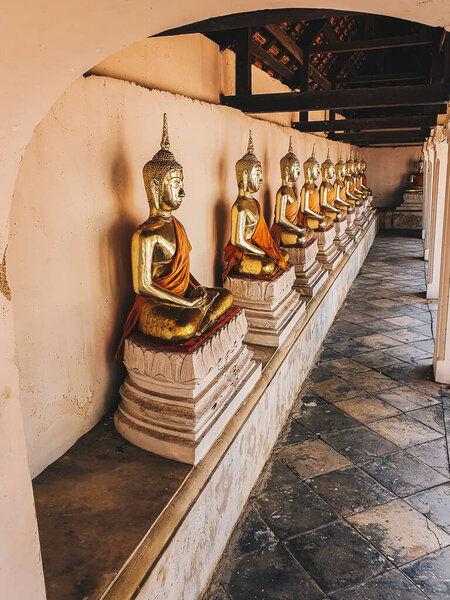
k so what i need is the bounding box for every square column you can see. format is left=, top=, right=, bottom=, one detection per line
left=434, top=121, right=450, bottom=383
left=423, top=133, right=436, bottom=261
left=427, top=126, right=449, bottom=299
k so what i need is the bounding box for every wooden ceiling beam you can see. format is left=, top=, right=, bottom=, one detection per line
left=293, top=115, right=436, bottom=133
left=249, top=40, right=294, bottom=81
left=156, top=9, right=359, bottom=36
left=328, top=129, right=429, bottom=143
left=305, top=34, right=433, bottom=55
left=264, top=24, right=331, bottom=90
left=221, top=83, right=450, bottom=113
left=337, top=72, right=426, bottom=85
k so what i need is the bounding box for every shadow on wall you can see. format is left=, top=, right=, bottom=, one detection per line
left=371, top=151, right=420, bottom=209
left=213, top=155, right=229, bottom=286
left=101, top=133, right=137, bottom=406
left=262, top=147, right=274, bottom=227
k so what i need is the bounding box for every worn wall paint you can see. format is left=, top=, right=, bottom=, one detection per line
left=364, top=146, right=423, bottom=208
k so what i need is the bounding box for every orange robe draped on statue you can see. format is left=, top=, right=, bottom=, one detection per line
left=116, top=217, right=194, bottom=359
left=270, top=193, right=299, bottom=247
left=222, top=200, right=288, bottom=280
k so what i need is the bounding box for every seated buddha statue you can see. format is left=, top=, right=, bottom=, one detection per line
left=344, top=157, right=362, bottom=207
left=351, top=156, right=368, bottom=201
left=270, top=137, right=311, bottom=247
left=357, top=157, right=373, bottom=196
left=223, top=131, right=289, bottom=279
left=299, top=146, right=333, bottom=230
left=334, top=155, right=352, bottom=214
left=406, top=157, right=424, bottom=192
left=116, top=114, right=232, bottom=352
left=319, top=150, right=343, bottom=221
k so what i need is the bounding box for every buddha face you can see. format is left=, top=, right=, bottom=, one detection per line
left=322, top=163, right=335, bottom=181
left=159, top=168, right=185, bottom=211
left=335, top=163, right=345, bottom=180
left=311, top=162, right=320, bottom=181
left=246, top=163, right=263, bottom=193
left=290, top=161, right=301, bottom=182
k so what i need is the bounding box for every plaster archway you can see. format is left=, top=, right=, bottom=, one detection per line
left=1, top=3, right=449, bottom=598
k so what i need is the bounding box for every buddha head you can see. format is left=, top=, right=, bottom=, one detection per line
left=416, top=158, right=424, bottom=174
left=303, top=145, right=320, bottom=183
left=236, top=131, right=263, bottom=194
left=335, top=153, right=345, bottom=181
left=359, top=157, right=367, bottom=174
left=143, top=114, right=185, bottom=215
left=280, top=137, right=301, bottom=185
left=345, top=156, right=354, bottom=178
left=321, top=149, right=335, bottom=182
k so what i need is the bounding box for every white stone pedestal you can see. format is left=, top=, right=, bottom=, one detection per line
left=114, top=310, right=261, bottom=465
left=354, top=202, right=369, bottom=229
left=334, top=217, right=353, bottom=254
left=316, top=225, right=343, bottom=271
left=224, top=267, right=305, bottom=346
left=398, top=191, right=423, bottom=212
left=284, top=239, right=328, bottom=297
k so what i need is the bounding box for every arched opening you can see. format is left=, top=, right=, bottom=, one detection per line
left=2, top=4, right=450, bottom=600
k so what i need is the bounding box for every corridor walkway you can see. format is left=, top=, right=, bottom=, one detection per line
left=204, top=233, right=450, bottom=600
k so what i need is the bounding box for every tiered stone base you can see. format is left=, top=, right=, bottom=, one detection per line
left=346, top=210, right=360, bottom=242
left=354, top=202, right=370, bottom=229
left=284, top=239, right=328, bottom=297
left=394, top=191, right=423, bottom=229
left=114, top=310, right=261, bottom=465
left=334, top=217, right=353, bottom=254
left=224, top=267, right=305, bottom=346
left=316, top=225, right=343, bottom=271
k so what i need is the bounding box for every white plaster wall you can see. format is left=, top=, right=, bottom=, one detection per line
left=364, top=146, right=423, bottom=207
left=8, top=70, right=351, bottom=477
left=89, top=34, right=314, bottom=127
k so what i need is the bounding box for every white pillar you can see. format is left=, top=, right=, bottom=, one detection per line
left=427, top=126, right=448, bottom=299
left=423, top=132, right=435, bottom=261
left=0, top=262, right=46, bottom=595
left=434, top=119, right=450, bottom=384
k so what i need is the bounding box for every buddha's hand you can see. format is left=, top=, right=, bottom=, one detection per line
left=190, top=286, right=209, bottom=307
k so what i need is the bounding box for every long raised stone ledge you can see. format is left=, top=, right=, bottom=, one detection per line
left=100, top=213, right=379, bottom=600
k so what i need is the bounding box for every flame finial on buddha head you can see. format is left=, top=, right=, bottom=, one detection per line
left=143, top=113, right=183, bottom=211
left=236, top=130, right=263, bottom=192
left=280, top=136, right=300, bottom=181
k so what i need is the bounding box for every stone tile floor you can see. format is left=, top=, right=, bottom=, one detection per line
left=203, top=233, right=450, bottom=600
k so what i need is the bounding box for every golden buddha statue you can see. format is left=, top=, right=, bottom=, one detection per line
left=406, top=157, right=424, bottom=192
left=270, top=137, right=310, bottom=247
left=344, top=157, right=362, bottom=207
left=334, top=155, right=352, bottom=214
left=299, top=146, right=333, bottom=230
left=350, top=155, right=368, bottom=200
left=223, top=131, right=289, bottom=279
left=117, top=114, right=232, bottom=351
left=357, top=157, right=373, bottom=196
left=319, top=150, right=343, bottom=221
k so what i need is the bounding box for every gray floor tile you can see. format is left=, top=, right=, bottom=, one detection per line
left=278, top=439, right=351, bottom=480
left=407, top=437, right=449, bottom=477
left=362, top=451, right=448, bottom=497
left=322, top=426, right=400, bottom=465
left=369, top=413, right=442, bottom=448
left=348, top=499, right=450, bottom=566
left=329, top=570, right=428, bottom=600
left=226, top=543, right=325, bottom=600
left=287, top=521, right=390, bottom=595
left=309, top=466, right=395, bottom=516
left=405, top=483, right=450, bottom=534
left=402, top=547, right=450, bottom=599
left=293, top=404, right=360, bottom=435
left=408, top=405, right=445, bottom=434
